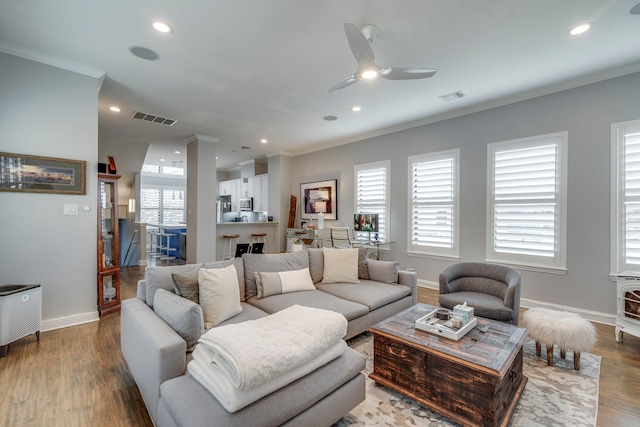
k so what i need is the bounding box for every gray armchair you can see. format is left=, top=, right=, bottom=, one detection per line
left=438, top=262, right=521, bottom=326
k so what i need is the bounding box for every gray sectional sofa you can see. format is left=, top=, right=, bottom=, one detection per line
left=121, top=248, right=417, bottom=427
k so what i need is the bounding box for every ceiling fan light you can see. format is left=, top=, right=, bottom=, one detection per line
left=361, top=70, right=378, bottom=79
left=357, top=59, right=380, bottom=80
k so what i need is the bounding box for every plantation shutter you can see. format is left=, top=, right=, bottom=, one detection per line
left=408, top=150, right=458, bottom=257
left=355, top=162, right=389, bottom=240
left=488, top=132, right=567, bottom=271
left=140, top=187, right=161, bottom=224
left=162, top=189, right=185, bottom=224
left=623, top=129, right=640, bottom=267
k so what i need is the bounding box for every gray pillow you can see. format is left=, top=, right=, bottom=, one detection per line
left=367, top=259, right=399, bottom=284
left=153, top=289, right=204, bottom=349
left=307, top=248, right=324, bottom=284
left=146, top=264, right=203, bottom=308
left=172, top=272, right=199, bottom=303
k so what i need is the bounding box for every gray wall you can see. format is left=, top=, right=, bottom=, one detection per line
left=291, top=71, right=640, bottom=317
left=0, top=53, right=101, bottom=327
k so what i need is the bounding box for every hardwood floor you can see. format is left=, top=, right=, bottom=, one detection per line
left=1, top=268, right=638, bottom=426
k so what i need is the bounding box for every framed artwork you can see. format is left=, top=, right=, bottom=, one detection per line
left=300, top=179, right=337, bottom=220
left=0, top=152, right=86, bottom=195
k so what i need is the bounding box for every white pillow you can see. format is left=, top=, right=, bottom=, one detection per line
left=255, top=267, right=316, bottom=298
left=199, top=264, right=243, bottom=329
left=321, top=248, right=360, bottom=284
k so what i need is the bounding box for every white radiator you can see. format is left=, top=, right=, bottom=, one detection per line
left=615, top=277, right=640, bottom=342
left=0, top=284, right=42, bottom=357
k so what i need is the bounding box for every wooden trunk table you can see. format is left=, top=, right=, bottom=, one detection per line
left=369, top=304, right=528, bottom=427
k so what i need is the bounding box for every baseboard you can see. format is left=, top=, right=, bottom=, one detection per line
left=41, top=310, right=100, bottom=332
left=417, top=280, right=616, bottom=326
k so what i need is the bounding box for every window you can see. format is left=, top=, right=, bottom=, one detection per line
left=611, top=119, right=640, bottom=275
left=487, top=132, right=567, bottom=272
left=139, top=185, right=185, bottom=225
left=354, top=161, right=389, bottom=241
left=408, top=150, right=459, bottom=258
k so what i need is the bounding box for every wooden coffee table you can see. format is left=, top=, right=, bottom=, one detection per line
left=369, top=304, right=528, bottom=427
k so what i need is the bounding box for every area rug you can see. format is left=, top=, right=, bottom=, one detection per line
left=334, top=332, right=601, bottom=427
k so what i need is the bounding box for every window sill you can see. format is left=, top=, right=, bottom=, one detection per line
left=407, top=251, right=460, bottom=262
left=486, top=258, right=567, bottom=275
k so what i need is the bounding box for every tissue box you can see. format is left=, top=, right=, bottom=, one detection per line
left=453, top=304, right=474, bottom=324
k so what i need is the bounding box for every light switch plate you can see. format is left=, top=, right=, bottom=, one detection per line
left=63, top=204, right=78, bottom=215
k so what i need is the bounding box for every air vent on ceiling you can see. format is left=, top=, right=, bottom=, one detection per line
left=132, top=111, right=177, bottom=126
left=439, top=91, right=465, bottom=102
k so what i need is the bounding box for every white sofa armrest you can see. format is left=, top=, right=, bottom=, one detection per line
left=398, top=270, right=418, bottom=305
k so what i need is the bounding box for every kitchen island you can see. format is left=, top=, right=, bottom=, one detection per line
left=216, top=222, right=279, bottom=260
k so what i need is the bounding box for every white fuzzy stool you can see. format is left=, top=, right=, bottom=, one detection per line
left=522, top=307, right=596, bottom=371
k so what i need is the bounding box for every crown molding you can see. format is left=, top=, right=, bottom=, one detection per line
left=0, top=41, right=106, bottom=79
left=182, top=134, right=220, bottom=144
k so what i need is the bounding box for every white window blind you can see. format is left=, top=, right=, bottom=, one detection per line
left=355, top=161, right=389, bottom=241
left=612, top=119, right=640, bottom=274
left=162, top=188, right=185, bottom=224
left=140, top=188, right=161, bottom=224
left=408, top=150, right=459, bottom=257
left=487, top=133, right=567, bottom=271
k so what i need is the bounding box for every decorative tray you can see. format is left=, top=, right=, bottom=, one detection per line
left=414, top=309, right=478, bottom=341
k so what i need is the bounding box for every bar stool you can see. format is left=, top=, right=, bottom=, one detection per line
left=148, top=228, right=161, bottom=258
left=251, top=233, right=267, bottom=254
left=222, top=234, right=240, bottom=260
left=158, top=231, right=176, bottom=261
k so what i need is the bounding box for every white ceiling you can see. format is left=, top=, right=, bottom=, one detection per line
left=2, top=0, right=640, bottom=172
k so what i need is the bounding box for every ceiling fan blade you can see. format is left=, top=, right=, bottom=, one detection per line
left=380, top=67, right=438, bottom=80
left=343, top=23, right=375, bottom=62
left=326, top=76, right=360, bottom=93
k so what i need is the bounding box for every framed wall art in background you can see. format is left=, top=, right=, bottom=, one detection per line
left=0, top=152, right=86, bottom=195
left=300, top=179, right=337, bottom=220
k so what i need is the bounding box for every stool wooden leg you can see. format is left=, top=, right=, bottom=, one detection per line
left=574, top=352, right=581, bottom=371
left=546, top=344, right=554, bottom=366
left=535, top=341, right=541, bottom=357
left=560, top=348, right=566, bottom=359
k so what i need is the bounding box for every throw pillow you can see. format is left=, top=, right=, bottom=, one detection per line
left=367, top=259, right=399, bottom=284
left=199, top=264, right=243, bottom=329
left=171, top=272, right=199, bottom=303
left=357, top=247, right=370, bottom=280
left=153, top=289, right=204, bottom=349
left=322, top=248, right=360, bottom=284
left=255, top=267, right=316, bottom=298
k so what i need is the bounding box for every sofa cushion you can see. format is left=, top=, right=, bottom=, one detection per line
left=316, top=281, right=412, bottom=311
left=199, top=265, right=243, bottom=329
left=366, top=259, right=399, bottom=284
left=202, top=258, right=246, bottom=302
left=357, top=247, right=370, bottom=280
left=246, top=290, right=369, bottom=321
left=307, top=249, right=324, bottom=284
left=255, top=268, right=316, bottom=298
left=216, top=302, right=269, bottom=328
left=172, top=272, right=199, bottom=304
left=146, top=264, right=203, bottom=308
left=243, top=251, right=309, bottom=299
left=153, top=289, right=204, bottom=349
left=322, top=248, right=359, bottom=284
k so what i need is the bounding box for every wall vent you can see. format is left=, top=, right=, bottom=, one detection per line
left=439, top=91, right=465, bottom=102
left=132, top=111, right=177, bottom=126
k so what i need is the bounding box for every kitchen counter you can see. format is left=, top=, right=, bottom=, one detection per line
left=217, top=222, right=279, bottom=225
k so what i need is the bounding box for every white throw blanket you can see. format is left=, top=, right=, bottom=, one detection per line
left=187, top=340, right=347, bottom=412
left=196, top=304, right=347, bottom=391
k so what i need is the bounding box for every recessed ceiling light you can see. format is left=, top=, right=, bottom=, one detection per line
left=323, top=115, right=338, bottom=121
left=216, top=157, right=219, bottom=160
left=152, top=22, right=173, bottom=34
left=260, top=139, right=268, bottom=144
left=160, top=158, right=166, bottom=162
left=569, top=22, right=593, bottom=36
left=351, top=106, right=361, bottom=112
left=109, top=106, right=120, bottom=112
left=174, top=150, right=180, bottom=154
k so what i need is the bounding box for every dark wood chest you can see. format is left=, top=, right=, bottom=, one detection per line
left=369, top=304, right=528, bottom=427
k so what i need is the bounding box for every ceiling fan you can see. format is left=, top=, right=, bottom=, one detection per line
left=326, top=23, right=437, bottom=93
